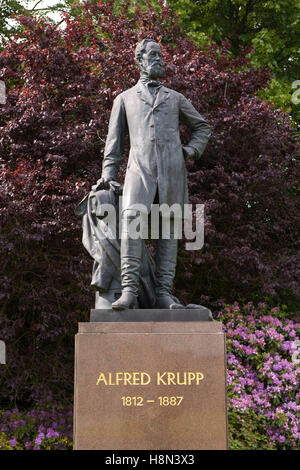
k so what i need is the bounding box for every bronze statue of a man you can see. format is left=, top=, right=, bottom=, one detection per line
left=96, top=39, right=211, bottom=310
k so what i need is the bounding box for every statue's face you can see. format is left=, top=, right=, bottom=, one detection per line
left=139, top=42, right=165, bottom=79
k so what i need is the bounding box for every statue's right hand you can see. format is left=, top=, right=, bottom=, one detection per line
left=91, top=177, right=112, bottom=192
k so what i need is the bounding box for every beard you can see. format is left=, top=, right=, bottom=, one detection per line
left=145, top=62, right=165, bottom=79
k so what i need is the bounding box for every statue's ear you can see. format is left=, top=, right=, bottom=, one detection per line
left=136, top=52, right=144, bottom=68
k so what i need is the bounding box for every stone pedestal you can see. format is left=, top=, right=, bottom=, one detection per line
left=73, top=311, right=228, bottom=450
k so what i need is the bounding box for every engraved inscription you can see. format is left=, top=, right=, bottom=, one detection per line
left=96, top=371, right=205, bottom=386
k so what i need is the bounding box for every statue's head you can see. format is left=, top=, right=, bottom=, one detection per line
left=135, top=39, right=165, bottom=79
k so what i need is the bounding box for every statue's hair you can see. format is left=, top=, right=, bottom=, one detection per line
left=135, top=39, right=160, bottom=62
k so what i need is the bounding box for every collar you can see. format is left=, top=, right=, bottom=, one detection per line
left=139, top=76, right=162, bottom=88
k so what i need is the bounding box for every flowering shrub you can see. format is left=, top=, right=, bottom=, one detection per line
left=219, top=303, right=300, bottom=450
left=0, top=407, right=73, bottom=450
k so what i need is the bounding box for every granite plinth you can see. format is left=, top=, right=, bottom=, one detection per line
left=73, top=317, right=228, bottom=450
left=90, top=308, right=214, bottom=322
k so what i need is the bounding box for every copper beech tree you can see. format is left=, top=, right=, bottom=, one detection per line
left=0, top=1, right=299, bottom=404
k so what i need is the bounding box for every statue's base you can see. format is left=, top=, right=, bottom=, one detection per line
left=90, top=307, right=214, bottom=322
left=73, top=314, right=228, bottom=450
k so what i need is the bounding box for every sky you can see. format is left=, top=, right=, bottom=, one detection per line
left=20, top=0, right=65, bottom=23
left=3, top=0, right=68, bottom=31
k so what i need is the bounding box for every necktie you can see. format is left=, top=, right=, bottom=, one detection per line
left=140, top=77, right=162, bottom=88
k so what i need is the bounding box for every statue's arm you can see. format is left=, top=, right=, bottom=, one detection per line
left=179, top=94, right=211, bottom=159
left=97, top=95, right=127, bottom=188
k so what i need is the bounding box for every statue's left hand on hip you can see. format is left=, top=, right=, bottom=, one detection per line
left=182, top=145, right=197, bottom=160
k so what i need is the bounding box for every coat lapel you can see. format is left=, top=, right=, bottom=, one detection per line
left=153, top=87, right=170, bottom=109
left=135, top=81, right=170, bottom=108
left=135, top=81, right=153, bottom=107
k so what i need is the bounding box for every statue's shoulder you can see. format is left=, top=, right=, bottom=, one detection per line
left=162, top=85, right=183, bottom=99
left=162, top=85, right=177, bottom=93
left=115, top=84, right=138, bottom=100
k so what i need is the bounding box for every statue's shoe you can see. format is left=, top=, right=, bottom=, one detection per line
left=155, top=294, right=184, bottom=309
left=112, top=292, right=137, bottom=310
